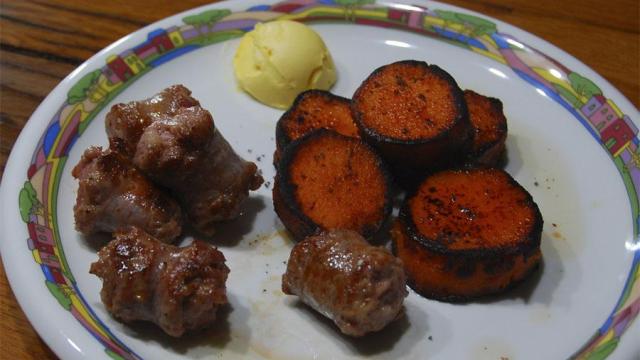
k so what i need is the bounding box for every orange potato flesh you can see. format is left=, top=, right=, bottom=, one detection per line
left=353, top=61, right=462, bottom=141
left=351, top=60, right=472, bottom=177
left=280, top=90, right=360, bottom=143
left=392, top=220, right=541, bottom=300
left=409, top=168, right=538, bottom=251
left=464, top=90, right=507, bottom=166
left=290, top=134, right=387, bottom=231
left=275, top=130, right=390, bottom=240
left=393, top=168, right=542, bottom=300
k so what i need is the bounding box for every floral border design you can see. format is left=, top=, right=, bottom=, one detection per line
left=17, top=1, right=638, bottom=359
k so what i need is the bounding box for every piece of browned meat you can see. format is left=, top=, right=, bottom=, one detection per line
left=105, top=84, right=200, bottom=156
left=132, top=105, right=263, bottom=235
left=105, top=85, right=263, bottom=235
left=282, top=229, right=407, bottom=337
left=90, top=227, right=229, bottom=337
left=72, top=146, right=182, bottom=243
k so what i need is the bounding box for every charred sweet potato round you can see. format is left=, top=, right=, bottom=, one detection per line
left=352, top=60, right=472, bottom=177
left=392, top=168, right=542, bottom=301
left=273, top=130, right=391, bottom=241
left=275, top=90, right=359, bottom=166
left=464, top=90, right=508, bottom=167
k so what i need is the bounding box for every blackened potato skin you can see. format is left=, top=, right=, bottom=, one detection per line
left=392, top=168, right=543, bottom=301
left=273, top=130, right=392, bottom=241
left=352, top=60, right=472, bottom=179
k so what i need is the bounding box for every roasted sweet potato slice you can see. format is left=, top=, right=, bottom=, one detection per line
left=274, top=90, right=359, bottom=166
left=464, top=90, right=508, bottom=166
left=273, top=130, right=391, bottom=241
left=392, top=168, right=542, bottom=301
left=352, top=60, right=472, bottom=177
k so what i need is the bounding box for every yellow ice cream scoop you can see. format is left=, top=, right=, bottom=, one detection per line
left=233, top=20, right=337, bottom=109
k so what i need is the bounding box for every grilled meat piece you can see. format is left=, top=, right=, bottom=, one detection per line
left=90, top=227, right=229, bottom=337
left=105, top=84, right=200, bottom=156
left=72, top=146, right=182, bottom=243
left=282, top=229, right=407, bottom=336
left=105, top=85, right=263, bottom=235
left=132, top=105, right=263, bottom=235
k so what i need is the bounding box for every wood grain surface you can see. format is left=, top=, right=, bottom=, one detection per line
left=0, top=0, right=638, bottom=359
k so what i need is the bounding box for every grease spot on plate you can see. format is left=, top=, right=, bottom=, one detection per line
left=529, top=305, right=552, bottom=324
left=471, top=338, right=515, bottom=360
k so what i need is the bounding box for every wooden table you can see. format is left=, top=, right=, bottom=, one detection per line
left=0, top=0, right=638, bottom=358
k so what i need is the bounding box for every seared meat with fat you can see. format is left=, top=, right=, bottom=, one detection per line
left=282, top=229, right=407, bottom=336
left=105, top=85, right=263, bottom=235
left=133, top=105, right=263, bottom=234
left=90, top=227, right=229, bottom=337
left=72, top=146, right=182, bottom=243
left=105, top=84, right=200, bottom=156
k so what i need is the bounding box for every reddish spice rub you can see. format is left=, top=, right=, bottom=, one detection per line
left=273, top=130, right=391, bottom=241
left=392, top=168, right=543, bottom=301
left=352, top=60, right=472, bottom=175
left=275, top=90, right=359, bottom=165
left=464, top=90, right=508, bottom=167
left=282, top=229, right=407, bottom=336
left=90, top=227, right=229, bottom=337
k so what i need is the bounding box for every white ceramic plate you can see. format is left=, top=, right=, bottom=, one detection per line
left=1, top=0, right=639, bottom=359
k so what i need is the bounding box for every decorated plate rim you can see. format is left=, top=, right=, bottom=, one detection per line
left=1, top=0, right=638, bottom=359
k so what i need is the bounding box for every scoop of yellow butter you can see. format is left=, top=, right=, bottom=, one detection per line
left=233, top=20, right=337, bottom=109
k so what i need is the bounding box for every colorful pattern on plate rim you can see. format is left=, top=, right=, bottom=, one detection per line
left=16, top=1, right=639, bottom=359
